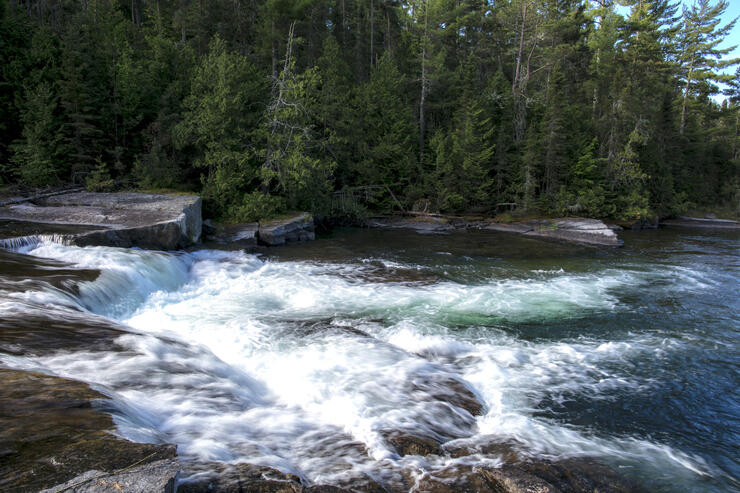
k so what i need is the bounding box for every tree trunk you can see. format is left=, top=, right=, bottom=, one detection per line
left=512, top=3, right=527, bottom=95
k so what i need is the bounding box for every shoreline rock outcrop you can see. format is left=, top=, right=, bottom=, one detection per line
left=0, top=191, right=201, bottom=250
left=368, top=215, right=623, bottom=247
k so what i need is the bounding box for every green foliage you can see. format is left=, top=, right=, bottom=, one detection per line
left=432, top=94, right=494, bottom=212
left=11, top=83, right=62, bottom=186
left=228, top=191, right=285, bottom=222
left=85, top=159, right=114, bottom=192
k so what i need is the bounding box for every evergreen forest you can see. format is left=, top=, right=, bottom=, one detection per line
left=1, top=0, right=738, bottom=222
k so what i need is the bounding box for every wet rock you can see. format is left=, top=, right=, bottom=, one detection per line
left=412, top=464, right=560, bottom=493
left=661, top=216, right=740, bottom=229
left=438, top=438, right=642, bottom=493
left=516, top=458, right=640, bottom=493
left=0, top=369, right=177, bottom=493
left=206, top=222, right=259, bottom=247
left=259, top=212, right=315, bottom=246
left=409, top=374, right=485, bottom=417
left=383, top=431, right=442, bottom=457
left=443, top=437, right=524, bottom=463
left=0, top=191, right=202, bottom=250
left=0, top=311, right=127, bottom=355
left=177, top=463, right=303, bottom=493
left=40, top=458, right=179, bottom=493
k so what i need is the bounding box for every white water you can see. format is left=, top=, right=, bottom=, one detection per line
left=0, top=241, right=718, bottom=487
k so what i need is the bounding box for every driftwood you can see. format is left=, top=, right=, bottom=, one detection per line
left=0, top=187, right=83, bottom=208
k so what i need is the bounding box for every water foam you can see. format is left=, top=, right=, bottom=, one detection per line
left=0, top=241, right=722, bottom=488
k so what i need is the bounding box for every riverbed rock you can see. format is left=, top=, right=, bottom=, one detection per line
left=412, top=464, right=561, bottom=493
left=258, top=212, right=315, bottom=246
left=408, top=374, right=485, bottom=417
left=412, top=458, right=641, bottom=493
left=0, top=369, right=177, bottom=492
left=384, top=431, right=443, bottom=457
left=661, top=216, right=740, bottom=229
left=177, top=462, right=387, bottom=493
left=0, top=191, right=202, bottom=250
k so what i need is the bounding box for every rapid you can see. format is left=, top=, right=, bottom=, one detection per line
left=0, top=227, right=738, bottom=492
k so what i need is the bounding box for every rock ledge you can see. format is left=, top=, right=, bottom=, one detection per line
left=0, top=191, right=201, bottom=250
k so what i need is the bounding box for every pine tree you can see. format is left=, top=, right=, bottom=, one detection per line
left=676, top=0, right=739, bottom=135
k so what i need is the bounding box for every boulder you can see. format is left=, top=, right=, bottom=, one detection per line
left=0, top=192, right=202, bottom=250
left=258, top=212, right=315, bottom=246
left=0, top=369, right=177, bottom=493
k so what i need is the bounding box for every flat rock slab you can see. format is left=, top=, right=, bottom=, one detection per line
left=522, top=218, right=623, bottom=247
left=258, top=212, right=315, bottom=246
left=0, top=192, right=201, bottom=250
left=661, top=216, right=740, bottom=229
left=370, top=215, right=623, bottom=247
left=0, top=369, right=177, bottom=492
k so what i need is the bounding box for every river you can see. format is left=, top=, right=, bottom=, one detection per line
left=0, top=226, right=738, bottom=492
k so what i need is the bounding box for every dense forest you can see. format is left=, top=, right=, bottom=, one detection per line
left=0, top=0, right=738, bottom=221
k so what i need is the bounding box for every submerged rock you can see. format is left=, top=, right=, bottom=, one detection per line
left=258, top=212, right=315, bottom=246
left=0, top=191, right=202, bottom=250
left=0, top=369, right=177, bottom=493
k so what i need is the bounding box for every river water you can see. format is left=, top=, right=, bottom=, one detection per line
left=0, top=227, right=737, bottom=492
